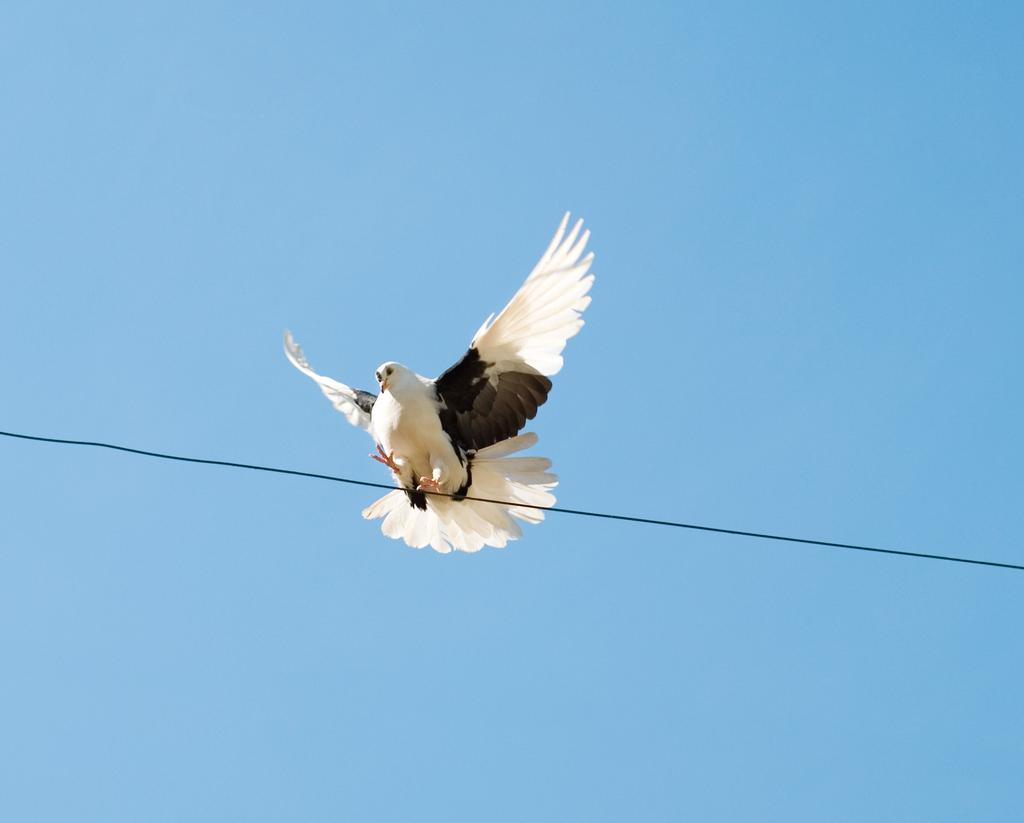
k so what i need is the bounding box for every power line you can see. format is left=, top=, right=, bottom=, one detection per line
left=1, top=428, right=1021, bottom=573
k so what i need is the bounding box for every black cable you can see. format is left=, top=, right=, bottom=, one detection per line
left=1, top=428, right=1021, bottom=572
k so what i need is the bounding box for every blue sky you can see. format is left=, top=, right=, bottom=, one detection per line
left=2, top=2, right=1022, bottom=820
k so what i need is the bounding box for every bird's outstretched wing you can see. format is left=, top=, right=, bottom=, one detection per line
left=434, top=213, right=594, bottom=452
left=283, top=331, right=376, bottom=431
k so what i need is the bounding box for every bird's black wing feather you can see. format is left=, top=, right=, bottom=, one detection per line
left=434, top=347, right=552, bottom=452
left=351, top=389, right=377, bottom=417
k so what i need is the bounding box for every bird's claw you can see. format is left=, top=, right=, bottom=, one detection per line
left=370, top=444, right=401, bottom=475
left=416, top=476, right=441, bottom=492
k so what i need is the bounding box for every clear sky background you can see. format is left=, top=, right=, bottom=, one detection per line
left=2, top=2, right=1022, bottom=821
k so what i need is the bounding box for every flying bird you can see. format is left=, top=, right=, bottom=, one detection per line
left=284, top=213, right=594, bottom=553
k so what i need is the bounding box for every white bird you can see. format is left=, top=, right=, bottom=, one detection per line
left=284, top=213, right=594, bottom=553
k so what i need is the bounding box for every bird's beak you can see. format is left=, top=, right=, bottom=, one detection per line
left=380, top=378, right=389, bottom=393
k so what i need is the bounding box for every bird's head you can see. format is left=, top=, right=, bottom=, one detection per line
left=375, top=361, right=414, bottom=396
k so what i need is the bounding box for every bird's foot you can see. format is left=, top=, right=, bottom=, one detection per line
left=370, top=444, right=401, bottom=475
left=416, top=476, right=442, bottom=492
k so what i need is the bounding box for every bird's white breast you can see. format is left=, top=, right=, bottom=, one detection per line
left=371, top=390, right=436, bottom=454
left=371, top=388, right=466, bottom=492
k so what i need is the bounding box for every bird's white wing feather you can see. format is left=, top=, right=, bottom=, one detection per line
left=283, top=331, right=374, bottom=431
left=433, top=214, right=594, bottom=452
left=470, top=212, right=594, bottom=376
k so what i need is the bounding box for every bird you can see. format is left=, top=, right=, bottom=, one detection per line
left=284, top=213, right=594, bottom=553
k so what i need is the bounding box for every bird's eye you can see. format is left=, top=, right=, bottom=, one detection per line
left=386, top=367, right=393, bottom=376
left=375, top=371, right=382, bottom=382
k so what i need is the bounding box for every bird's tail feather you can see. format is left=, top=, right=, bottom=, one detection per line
left=361, top=433, right=557, bottom=553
